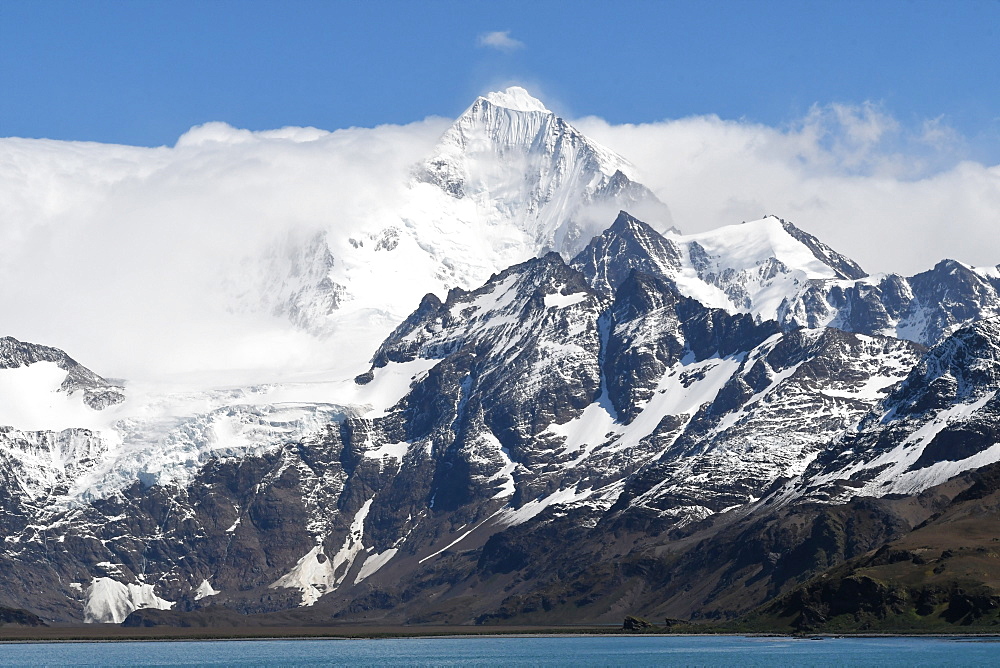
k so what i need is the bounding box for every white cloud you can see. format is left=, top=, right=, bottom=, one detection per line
left=572, top=104, right=1000, bottom=277
left=0, top=118, right=450, bottom=383
left=1, top=99, right=998, bottom=388
left=477, top=30, right=525, bottom=52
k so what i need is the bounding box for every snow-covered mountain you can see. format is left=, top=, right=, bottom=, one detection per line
left=235, top=87, right=671, bottom=355
left=572, top=212, right=866, bottom=319
left=2, top=89, right=1000, bottom=628
left=4, top=207, right=999, bottom=625
left=416, top=87, right=670, bottom=258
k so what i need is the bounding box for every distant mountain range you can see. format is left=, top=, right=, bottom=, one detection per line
left=2, top=88, right=999, bottom=630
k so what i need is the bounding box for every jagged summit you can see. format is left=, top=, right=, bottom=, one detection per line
left=419, top=86, right=639, bottom=197
left=482, top=86, right=550, bottom=113
left=570, top=211, right=684, bottom=298
left=414, top=88, right=671, bottom=259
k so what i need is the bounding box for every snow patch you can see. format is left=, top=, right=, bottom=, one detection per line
left=974, top=265, right=1000, bottom=280
left=543, top=291, right=588, bottom=309
left=489, top=442, right=517, bottom=499
left=357, top=358, right=442, bottom=419
left=496, top=486, right=594, bottom=527
left=83, top=577, right=173, bottom=624
left=418, top=510, right=504, bottom=564
left=362, top=441, right=409, bottom=464
left=354, top=548, right=398, bottom=584
left=270, top=497, right=374, bottom=606
left=546, top=355, right=743, bottom=467
left=193, top=579, right=220, bottom=600
left=269, top=545, right=334, bottom=607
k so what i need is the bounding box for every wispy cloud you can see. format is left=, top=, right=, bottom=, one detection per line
left=477, top=30, right=524, bottom=52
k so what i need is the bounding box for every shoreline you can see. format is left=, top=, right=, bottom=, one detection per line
left=3, top=626, right=1000, bottom=644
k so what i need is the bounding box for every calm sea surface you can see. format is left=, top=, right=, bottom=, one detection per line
left=1, top=636, right=999, bottom=667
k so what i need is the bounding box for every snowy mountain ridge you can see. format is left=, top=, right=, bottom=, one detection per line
left=3, top=209, right=999, bottom=624
left=571, top=211, right=866, bottom=321
left=2, top=88, right=1000, bottom=626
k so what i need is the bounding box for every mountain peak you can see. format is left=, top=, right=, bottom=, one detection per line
left=571, top=211, right=684, bottom=298
left=481, top=87, right=549, bottom=113
left=608, top=210, right=645, bottom=232
left=414, top=91, right=668, bottom=260
left=773, top=215, right=867, bottom=280
left=685, top=216, right=866, bottom=282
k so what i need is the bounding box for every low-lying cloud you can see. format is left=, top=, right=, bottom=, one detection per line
left=1, top=98, right=997, bottom=384
left=0, top=118, right=449, bottom=382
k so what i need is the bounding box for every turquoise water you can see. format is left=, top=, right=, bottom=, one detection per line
left=1, top=636, right=999, bottom=667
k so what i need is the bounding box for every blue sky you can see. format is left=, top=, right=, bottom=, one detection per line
left=3, top=0, right=1000, bottom=379
left=2, top=0, right=999, bottom=156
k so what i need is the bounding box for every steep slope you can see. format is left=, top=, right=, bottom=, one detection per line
left=741, top=462, right=1000, bottom=632
left=618, top=326, right=923, bottom=519
left=792, top=317, right=1000, bottom=504
left=569, top=211, right=685, bottom=300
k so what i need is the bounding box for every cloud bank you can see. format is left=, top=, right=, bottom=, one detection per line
left=573, top=103, right=1000, bottom=277
left=477, top=31, right=525, bottom=52
left=1, top=99, right=997, bottom=385
left=0, top=118, right=449, bottom=382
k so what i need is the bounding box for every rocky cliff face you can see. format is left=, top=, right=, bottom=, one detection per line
left=778, top=260, right=1000, bottom=347
left=792, top=317, right=1000, bottom=504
